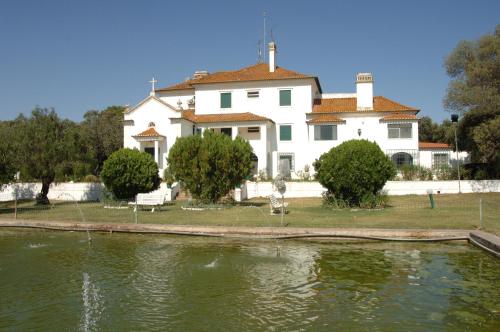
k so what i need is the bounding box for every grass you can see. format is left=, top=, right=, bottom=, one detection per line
left=0, top=193, right=499, bottom=235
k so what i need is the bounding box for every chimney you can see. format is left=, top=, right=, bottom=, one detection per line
left=193, top=70, right=209, bottom=80
left=268, top=42, right=276, bottom=72
left=356, top=73, right=374, bottom=110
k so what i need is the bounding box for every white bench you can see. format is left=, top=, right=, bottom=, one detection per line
left=269, top=194, right=289, bottom=215
left=130, top=194, right=166, bottom=212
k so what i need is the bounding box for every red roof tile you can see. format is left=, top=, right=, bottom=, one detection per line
left=306, top=114, right=346, bottom=124
left=157, top=63, right=318, bottom=91
left=379, top=113, right=418, bottom=121
left=312, top=96, right=418, bottom=113
left=133, top=127, right=164, bottom=137
left=419, top=142, right=451, bottom=149
left=179, top=110, right=273, bottom=124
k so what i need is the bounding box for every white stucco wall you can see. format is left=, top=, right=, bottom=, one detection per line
left=244, top=180, right=500, bottom=199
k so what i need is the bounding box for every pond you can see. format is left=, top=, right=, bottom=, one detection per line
left=0, top=230, right=499, bottom=331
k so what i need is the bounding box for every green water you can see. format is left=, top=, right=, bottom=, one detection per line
left=0, top=230, right=499, bottom=331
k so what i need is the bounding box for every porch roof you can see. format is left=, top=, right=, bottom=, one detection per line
left=379, top=113, right=418, bottom=122
left=174, top=110, right=274, bottom=124
left=133, top=127, right=165, bottom=139
left=306, top=114, right=346, bottom=124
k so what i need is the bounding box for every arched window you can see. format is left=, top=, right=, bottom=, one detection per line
left=392, top=152, right=413, bottom=168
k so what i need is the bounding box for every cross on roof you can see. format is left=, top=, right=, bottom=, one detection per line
left=149, top=77, right=158, bottom=92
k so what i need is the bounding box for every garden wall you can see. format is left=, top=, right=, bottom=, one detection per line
left=242, top=180, right=500, bottom=200
left=0, top=182, right=179, bottom=202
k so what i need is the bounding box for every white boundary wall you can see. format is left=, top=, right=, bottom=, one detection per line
left=0, top=182, right=179, bottom=202
left=243, top=180, right=500, bottom=199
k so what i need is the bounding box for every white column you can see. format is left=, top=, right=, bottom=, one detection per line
left=232, top=126, right=238, bottom=140
left=154, top=140, right=159, bottom=165
left=260, top=124, right=267, bottom=173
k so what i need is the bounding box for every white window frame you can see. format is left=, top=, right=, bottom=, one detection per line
left=314, top=124, right=337, bottom=141
left=388, top=123, right=412, bottom=139
left=279, top=88, right=292, bottom=107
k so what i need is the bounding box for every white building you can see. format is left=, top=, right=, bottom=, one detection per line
left=124, top=42, right=454, bottom=179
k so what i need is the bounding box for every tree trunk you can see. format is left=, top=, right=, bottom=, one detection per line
left=36, top=180, right=51, bottom=205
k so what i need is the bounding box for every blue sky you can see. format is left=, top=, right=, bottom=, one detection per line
left=0, top=0, right=498, bottom=122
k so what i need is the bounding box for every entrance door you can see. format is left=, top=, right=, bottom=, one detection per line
left=144, top=147, right=155, bottom=160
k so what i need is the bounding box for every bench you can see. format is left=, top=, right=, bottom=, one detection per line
left=129, top=194, right=166, bottom=212
left=269, top=194, right=289, bottom=215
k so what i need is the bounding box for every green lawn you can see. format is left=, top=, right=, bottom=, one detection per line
left=1, top=193, right=499, bottom=234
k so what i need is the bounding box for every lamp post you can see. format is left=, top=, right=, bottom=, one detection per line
left=451, top=114, right=461, bottom=194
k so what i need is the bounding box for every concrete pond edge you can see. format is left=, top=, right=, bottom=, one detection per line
left=1, top=218, right=499, bottom=257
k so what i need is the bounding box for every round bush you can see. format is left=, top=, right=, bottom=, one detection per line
left=101, top=148, right=161, bottom=199
left=314, top=139, right=396, bottom=207
left=165, top=130, right=253, bottom=203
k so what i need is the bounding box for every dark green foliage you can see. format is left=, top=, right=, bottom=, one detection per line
left=418, top=116, right=455, bottom=145
left=444, top=25, right=500, bottom=177
left=81, top=106, right=124, bottom=174
left=165, top=130, right=253, bottom=203
left=14, top=108, right=73, bottom=204
left=0, top=121, right=17, bottom=186
left=101, top=148, right=161, bottom=200
left=314, top=140, right=396, bottom=207
left=400, top=165, right=433, bottom=181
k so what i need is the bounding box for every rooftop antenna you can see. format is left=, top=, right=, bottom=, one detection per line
left=263, top=10, right=267, bottom=63
left=270, top=28, right=275, bottom=43
left=257, top=39, right=263, bottom=63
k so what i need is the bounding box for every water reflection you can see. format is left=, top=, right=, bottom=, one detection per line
left=0, top=230, right=498, bottom=331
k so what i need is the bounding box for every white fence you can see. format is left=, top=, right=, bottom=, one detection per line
left=0, top=182, right=179, bottom=202
left=242, top=180, right=500, bottom=200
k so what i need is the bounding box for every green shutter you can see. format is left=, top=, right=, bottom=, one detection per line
left=279, top=90, right=291, bottom=106
left=280, top=125, right=292, bottom=141
left=221, top=92, right=231, bottom=108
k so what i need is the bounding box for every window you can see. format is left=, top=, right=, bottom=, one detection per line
left=391, top=152, right=413, bottom=168
left=433, top=153, right=449, bottom=169
left=220, top=92, right=231, bottom=108
left=195, top=127, right=202, bottom=135
left=279, top=125, right=292, bottom=141
left=247, top=91, right=259, bottom=98
left=314, top=125, right=337, bottom=141
left=279, top=89, right=291, bottom=106
left=220, top=128, right=232, bottom=137
left=278, top=153, right=294, bottom=179
left=388, top=123, right=412, bottom=139
left=248, top=127, right=260, bottom=133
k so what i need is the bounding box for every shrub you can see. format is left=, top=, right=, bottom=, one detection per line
left=314, top=139, right=396, bottom=207
left=165, top=130, right=253, bottom=203
left=400, top=165, right=433, bottom=181
left=101, top=148, right=161, bottom=199
left=83, top=174, right=100, bottom=183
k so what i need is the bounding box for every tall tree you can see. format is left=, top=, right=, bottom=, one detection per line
left=14, top=108, right=71, bottom=204
left=0, top=121, right=17, bottom=186
left=444, top=25, right=500, bottom=173
left=81, top=106, right=124, bottom=174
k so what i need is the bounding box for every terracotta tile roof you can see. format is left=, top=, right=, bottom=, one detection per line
left=311, top=96, right=418, bottom=113
left=379, top=113, right=418, bottom=121
left=133, top=127, right=165, bottom=137
left=157, top=63, right=319, bottom=92
left=419, top=142, right=451, bottom=149
left=306, top=114, right=346, bottom=124
left=179, top=110, right=273, bottom=124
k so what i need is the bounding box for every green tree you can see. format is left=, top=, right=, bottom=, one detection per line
left=165, top=130, right=253, bottom=203
left=314, top=140, right=396, bottom=207
left=101, top=148, right=161, bottom=200
left=14, top=108, right=72, bottom=204
left=0, top=121, right=17, bottom=186
left=418, top=116, right=435, bottom=142
left=444, top=25, right=500, bottom=175
left=81, top=106, right=124, bottom=174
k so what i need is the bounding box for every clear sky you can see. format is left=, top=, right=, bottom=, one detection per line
left=0, top=0, right=498, bottom=122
